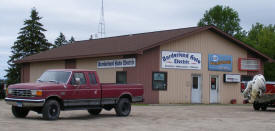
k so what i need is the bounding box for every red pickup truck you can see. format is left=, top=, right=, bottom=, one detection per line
left=5, top=69, right=143, bottom=120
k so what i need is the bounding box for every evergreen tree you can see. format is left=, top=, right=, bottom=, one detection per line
left=5, top=8, right=51, bottom=85
left=198, top=5, right=242, bottom=36
left=53, top=32, right=68, bottom=48
left=68, top=36, right=75, bottom=43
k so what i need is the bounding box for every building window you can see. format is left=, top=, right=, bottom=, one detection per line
left=152, top=72, right=167, bottom=90
left=192, top=76, right=198, bottom=89
left=116, top=71, right=127, bottom=84
left=241, top=75, right=253, bottom=81
left=65, top=59, right=76, bottom=69
left=89, top=73, right=97, bottom=85
left=211, top=77, right=217, bottom=90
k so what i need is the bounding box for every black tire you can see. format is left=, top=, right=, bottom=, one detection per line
left=42, top=100, right=60, bottom=120
left=261, top=106, right=267, bottom=111
left=88, top=109, right=102, bottom=115
left=253, top=102, right=260, bottom=111
left=115, top=98, right=131, bottom=116
left=12, top=106, right=29, bottom=118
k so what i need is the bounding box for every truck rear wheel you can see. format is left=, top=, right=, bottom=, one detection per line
left=261, top=105, right=267, bottom=111
left=115, top=98, right=131, bottom=116
left=253, top=102, right=260, bottom=111
left=12, top=106, right=29, bottom=118
left=42, top=100, right=60, bottom=120
left=88, top=109, right=102, bottom=115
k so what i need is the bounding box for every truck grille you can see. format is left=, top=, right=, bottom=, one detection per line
left=11, top=89, right=32, bottom=97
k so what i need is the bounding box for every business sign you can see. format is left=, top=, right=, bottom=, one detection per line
left=223, top=74, right=241, bottom=83
left=208, top=54, right=232, bottom=72
left=238, top=58, right=260, bottom=71
left=97, top=58, right=136, bottom=68
left=161, top=51, right=201, bottom=70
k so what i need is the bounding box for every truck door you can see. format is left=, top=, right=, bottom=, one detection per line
left=66, top=72, right=89, bottom=106
left=86, top=72, right=101, bottom=105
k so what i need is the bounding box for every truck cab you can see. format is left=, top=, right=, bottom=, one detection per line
left=5, top=69, right=143, bottom=120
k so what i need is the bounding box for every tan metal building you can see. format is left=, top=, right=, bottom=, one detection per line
left=17, top=26, right=273, bottom=104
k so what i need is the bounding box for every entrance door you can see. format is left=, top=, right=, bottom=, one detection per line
left=191, top=75, right=201, bottom=103
left=210, top=75, right=219, bottom=103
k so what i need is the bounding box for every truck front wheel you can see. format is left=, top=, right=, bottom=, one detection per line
left=115, top=98, right=131, bottom=116
left=12, top=106, right=29, bottom=118
left=88, top=109, right=102, bottom=115
left=42, top=100, right=60, bottom=120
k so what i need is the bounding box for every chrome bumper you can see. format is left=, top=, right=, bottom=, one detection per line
left=5, top=97, right=45, bottom=107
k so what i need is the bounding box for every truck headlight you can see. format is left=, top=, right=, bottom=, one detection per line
left=31, top=90, right=43, bottom=97
left=8, top=88, right=12, bottom=94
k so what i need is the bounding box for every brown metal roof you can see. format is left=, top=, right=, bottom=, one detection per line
left=16, top=26, right=273, bottom=63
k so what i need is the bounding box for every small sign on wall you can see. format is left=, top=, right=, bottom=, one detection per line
left=97, top=58, right=136, bottom=68
left=161, top=51, right=201, bottom=70
left=223, top=74, right=240, bottom=83
left=238, top=58, right=260, bottom=71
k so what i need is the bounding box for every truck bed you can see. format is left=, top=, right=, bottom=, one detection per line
left=255, top=93, right=275, bottom=104
left=101, top=83, right=144, bottom=103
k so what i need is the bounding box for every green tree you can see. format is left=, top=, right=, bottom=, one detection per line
left=68, top=36, right=75, bottom=43
left=5, top=8, right=51, bottom=85
left=244, top=23, right=275, bottom=80
left=53, top=32, right=68, bottom=48
left=198, top=5, right=242, bottom=36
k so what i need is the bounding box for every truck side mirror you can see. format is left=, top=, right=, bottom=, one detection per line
left=75, top=78, right=81, bottom=85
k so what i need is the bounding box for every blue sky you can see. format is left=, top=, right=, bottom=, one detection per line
left=0, top=0, right=274, bottom=79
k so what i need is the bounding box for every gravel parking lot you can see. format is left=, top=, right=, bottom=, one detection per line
left=0, top=100, right=275, bottom=131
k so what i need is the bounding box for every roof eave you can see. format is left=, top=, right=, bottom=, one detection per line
left=15, top=51, right=139, bottom=64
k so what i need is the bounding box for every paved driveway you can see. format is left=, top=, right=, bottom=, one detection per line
left=0, top=101, right=275, bottom=131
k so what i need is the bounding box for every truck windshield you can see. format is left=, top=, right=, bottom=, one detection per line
left=37, top=71, right=71, bottom=84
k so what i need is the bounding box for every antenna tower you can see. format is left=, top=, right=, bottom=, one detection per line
left=98, top=0, right=106, bottom=38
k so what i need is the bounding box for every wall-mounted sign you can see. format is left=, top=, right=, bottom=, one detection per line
left=223, top=74, right=241, bottom=83
left=238, top=58, right=260, bottom=71
left=97, top=58, right=136, bottom=68
left=208, top=54, right=232, bottom=72
left=161, top=51, right=201, bottom=70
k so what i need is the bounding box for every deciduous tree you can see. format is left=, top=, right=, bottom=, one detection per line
left=198, top=5, right=242, bottom=36
left=244, top=23, right=275, bottom=80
